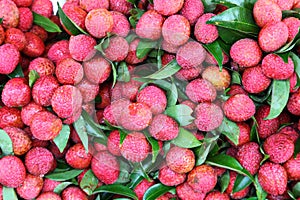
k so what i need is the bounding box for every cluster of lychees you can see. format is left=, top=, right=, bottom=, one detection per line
left=1, top=0, right=300, bottom=199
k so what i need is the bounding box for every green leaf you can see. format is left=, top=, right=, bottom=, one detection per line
left=116, top=160, right=131, bottom=184
left=53, top=125, right=70, bottom=153
left=283, top=9, right=300, bottom=19
left=276, top=52, right=290, bottom=63
left=0, top=129, right=13, bottom=155
left=129, top=8, right=145, bottom=28
left=3, top=187, right=18, bottom=200
left=144, top=60, right=181, bottom=79
left=195, top=140, right=216, bottom=166
left=93, top=184, right=138, bottom=200
left=233, top=174, right=252, bottom=193
left=265, top=80, right=290, bottom=120
left=164, top=105, right=195, bottom=126
left=249, top=85, right=272, bottom=104
left=145, top=135, right=160, bottom=163
left=117, top=62, right=131, bottom=82
left=254, top=175, right=268, bottom=200
left=220, top=170, right=230, bottom=193
left=136, top=40, right=158, bottom=59
left=288, top=190, right=298, bottom=200
left=111, top=62, right=118, bottom=87
left=212, top=0, right=256, bottom=9
left=294, top=137, right=300, bottom=157
left=143, top=184, right=173, bottom=200
left=54, top=182, right=73, bottom=194
left=201, top=0, right=216, bottom=12
left=7, top=64, right=24, bottom=79
left=28, top=70, right=40, bottom=88
left=171, top=128, right=202, bottom=148
left=291, top=52, right=300, bottom=88
left=73, top=116, right=89, bottom=153
left=81, top=110, right=107, bottom=144
left=217, top=27, right=255, bottom=45
left=33, top=12, right=61, bottom=33
left=57, top=2, right=88, bottom=35
left=207, top=7, right=259, bottom=35
left=231, top=71, right=242, bottom=85
left=276, top=28, right=300, bottom=53
left=206, top=154, right=254, bottom=181
left=0, top=18, right=2, bottom=24
left=293, top=182, right=300, bottom=197
left=217, top=117, right=240, bottom=146
left=203, top=40, right=223, bottom=70
left=80, top=170, right=99, bottom=195
left=166, top=81, right=178, bottom=107
left=46, top=169, right=84, bottom=181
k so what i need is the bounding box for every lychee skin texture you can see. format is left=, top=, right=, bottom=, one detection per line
left=205, top=191, right=230, bottom=200
left=51, top=85, right=83, bottom=119
left=76, top=79, right=99, bottom=103
left=125, top=39, right=148, bottom=65
left=0, top=155, right=26, bottom=188
left=258, top=162, right=288, bottom=196
left=0, top=106, right=24, bottom=129
left=226, top=171, right=250, bottom=199
left=30, top=111, right=62, bottom=141
left=85, top=8, right=113, bottom=39
left=258, top=22, right=288, bottom=52
left=287, top=90, right=300, bottom=116
left=194, top=13, right=218, bottom=44
left=17, top=7, right=33, bottom=32
left=79, top=0, right=109, bottom=12
left=5, top=28, right=26, bottom=51
left=55, top=58, right=84, bottom=85
left=61, top=3, right=87, bottom=33
left=103, top=36, right=129, bottom=62
left=223, top=94, right=256, bottom=122
left=0, top=0, right=19, bottom=29
left=28, top=57, right=55, bottom=77
left=255, top=105, right=279, bottom=139
left=22, top=32, right=45, bottom=57
left=166, top=146, right=195, bottom=174
left=91, top=151, right=120, bottom=185
left=186, top=78, right=217, bottom=103
left=187, top=165, right=217, bottom=193
left=263, top=133, right=294, bottom=164
left=21, top=102, right=45, bottom=126
left=30, top=0, right=53, bottom=18
left=180, top=0, right=204, bottom=25
left=137, top=85, right=167, bottom=115
left=2, top=77, right=31, bottom=107
left=111, top=11, right=130, bottom=37
left=230, top=122, right=250, bottom=147
left=69, top=34, right=97, bottom=62
left=107, top=130, right=121, bottom=156
left=283, top=153, right=300, bottom=181
left=194, top=103, right=223, bottom=132
left=83, top=55, right=112, bottom=84
left=242, top=65, right=271, bottom=94
left=32, top=75, right=60, bottom=107
left=158, top=165, right=186, bottom=186
left=120, top=103, right=152, bottom=131
left=16, top=174, right=43, bottom=200
left=109, top=0, right=132, bottom=15
left=61, top=186, right=88, bottom=200
left=136, top=10, right=164, bottom=40
left=253, top=0, right=282, bottom=28
left=25, top=147, right=55, bottom=176
left=3, top=126, right=32, bottom=156
left=0, top=44, right=20, bottom=74
left=236, top=142, right=263, bottom=175
left=120, top=132, right=150, bottom=162
left=134, top=179, right=155, bottom=200
left=176, top=41, right=206, bottom=69
left=149, top=114, right=179, bottom=141
left=153, top=0, right=184, bottom=16
left=261, top=54, right=294, bottom=80
left=176, top=182, right=206, bottom=200
left=230, top=38, right=262, bottom=68
left=47, top=40, right=71, bottom=64
left=202, top=66, right=231, bottom=91
left=282, top=17, right=300, bottom=42
left=36, top=192, right=62, bottom=200
left=65, top=143, right=92, bottom=169
left=162, top=15, right=190, bottom=47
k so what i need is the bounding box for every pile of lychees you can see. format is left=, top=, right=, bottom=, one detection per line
left=1, top=0, right=300, bottom=199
